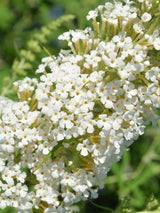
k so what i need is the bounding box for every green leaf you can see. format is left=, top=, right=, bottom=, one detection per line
left=0, top=3, right=14, bottom=31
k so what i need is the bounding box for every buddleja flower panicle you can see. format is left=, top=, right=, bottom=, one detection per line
left=0, top=0, right=160, bottom=212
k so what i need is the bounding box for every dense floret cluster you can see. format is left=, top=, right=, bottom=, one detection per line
left=0, top=0, right=160, bottom=212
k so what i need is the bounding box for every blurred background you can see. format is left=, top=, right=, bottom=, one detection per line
left=0, top=0, right=160, bottom=212
left=0, top=0, right=106, bottom=94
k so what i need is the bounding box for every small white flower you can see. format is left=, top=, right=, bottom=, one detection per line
left=86, top=10, right=98, bottom=20
left=153, top=37, right=160, bottom=50
left=141, top=12, right=152, bottom=22
left=38, top=141, right=52, bottom=155
left=76, top=139, right=91, bottom=156
left=59, top=112, right=74, bottom=129
left=61, top=173, right=75, bottom=187
left=0, top=194, right=10, bottom=209
left=51, top=162, right=64, bottom=178
left=97, top=114, right=112, bottom=131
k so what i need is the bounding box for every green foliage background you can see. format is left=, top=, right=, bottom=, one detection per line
left=0, top=0, right=160, bottom=212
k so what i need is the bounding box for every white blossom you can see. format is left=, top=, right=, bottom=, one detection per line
left=0, top=0, right=160, bottom=212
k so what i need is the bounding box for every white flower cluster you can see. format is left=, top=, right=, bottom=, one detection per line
left=0, top=0, right=160, bottom=212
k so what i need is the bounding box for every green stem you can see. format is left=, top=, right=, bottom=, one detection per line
left=41, top=45, right=56, bottom=61
left=89, top=200, right=113, bottom=212
left=33, top=140, right=64, bottom=173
